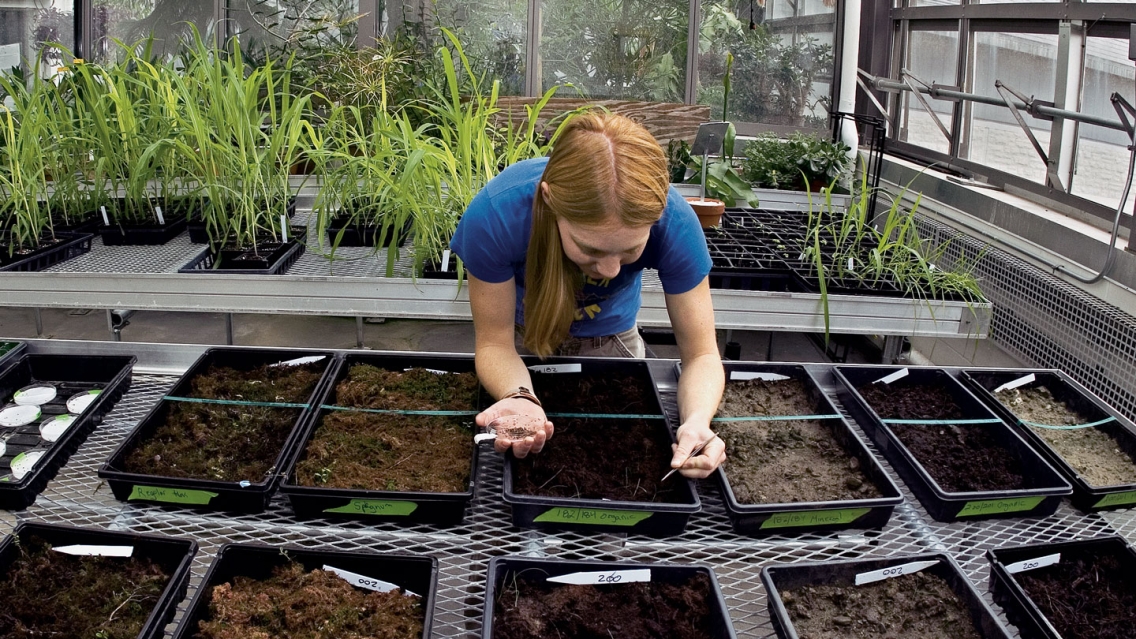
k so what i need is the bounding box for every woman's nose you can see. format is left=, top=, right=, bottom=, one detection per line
left=594, top=256, right=621, bottom=279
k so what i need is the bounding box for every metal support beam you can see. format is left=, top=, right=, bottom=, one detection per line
left=225, top=313, right=234, bottom=345
left=882, top=335, right=905, bottom=364
left=900, top=69, right=953, bottom=145
left=683, top=0, right=700, bottom=105
left=356, top=316, right=365, bottom=348
left=33, top=308, right=42, bottom=338
left=1051, top=21, right=1085, bottom=193
left=524, top=0, right=541, bottom=96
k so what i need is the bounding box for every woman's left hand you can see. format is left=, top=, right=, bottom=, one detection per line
left=670, top=421, right=726, bottom=479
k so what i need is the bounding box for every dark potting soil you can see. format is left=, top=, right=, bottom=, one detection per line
left=513, top=418, right=681, bottom=502
left=890, top=422, right=1027, bottom=492
left=0, top=534, right=173, bottom=639
left=333, top=365, right=480, bottom=411
left=194, top=562, right=424, bottom=639
left=1012, top=546, right=1136, bottom=639
left=295, top=412, right=473, bottom=492
left=533, top=372, right=657, bottom=415
left=781, top=570, right=982, bottom=639
left=492, top=570, right=714, bottom=639
left=119, top=362, right=324, bottom=482
left=856, top=382, right=965, bottom=421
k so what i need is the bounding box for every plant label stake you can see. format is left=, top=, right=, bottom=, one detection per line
left=100, top=206, right=110, bottom=226
left=873, top=368, right=909, bottom=385
left=441, top=249, right=451, bottom=272
left=730, top=372, right=790, bottom=381
left=855, top=560, right=938, bottom=585
left=155, top=205, right=165, bottom=226
left=270, top=355, right=326, bottom=367
left=527, top=363, right=582, bottom=374
left=1005, top=553, right=1060, bottom=574
left=995, top=373, right=1035, bottom=393
left=548, top=569, right=651, bottom=585
left=281, top=215, right=288, bottom=243
left=323, top=565, right=417, bottom=596
left=53, top=545, right=134, bottom=557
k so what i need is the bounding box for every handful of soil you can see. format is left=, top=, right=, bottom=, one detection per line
left=493, top=570, right=714, bottom=639
left=194, top=562, right=424, bottom=639
left=0, top=535, right=173, bottom=639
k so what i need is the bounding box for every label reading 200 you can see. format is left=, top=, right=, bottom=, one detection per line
left=547, top=569, right=651, bottom=585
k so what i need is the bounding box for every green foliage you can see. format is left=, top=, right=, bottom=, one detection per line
left=683, top=123, right=759, bottom=207
left=741, top=132, right=852, bottom=191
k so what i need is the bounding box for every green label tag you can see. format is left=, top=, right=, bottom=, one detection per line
left=760, top=507, right=871, bottom=529
left=128, top=485, right=218, bottom=505
left=323, top=499, right=419, bottom=516
left=534, top=507, right=653, bottom=526
left=1094, top=491, right=1136, bottom=508
left=957, top=496, right=1043, bottom=517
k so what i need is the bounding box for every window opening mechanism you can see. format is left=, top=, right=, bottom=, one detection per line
left=993, top=80, right=1064, bottom=191
left=856, top=69, right=891, bottom=137
left=899, top=69, right=952, bottom=146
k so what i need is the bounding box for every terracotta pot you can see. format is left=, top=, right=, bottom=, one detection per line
left=686, top=197, right=726, bottom=229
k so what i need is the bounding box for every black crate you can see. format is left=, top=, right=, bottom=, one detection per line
left=762, top=552, right=1013, bottom=639
left=100, top=217, right=189, bottom=245
left=98, top=347, right=335, bottom=513
left=699, top=362, right=903, bottom=535
left=188, top=197, right=294, bottom=243
left=502, top=356, right=700, bottom=536
left=171, top=543, right=437, bottom=639
left=0, top=522, right=197, bottom=639
left=964, top=368, right=1136, bottom=512
left=834, top=366, right=1071, bottom=522
left=482, top=557, right=737, bottom=639
left=179, top=228, right=306, bottom=275
left=987, top=535, right=1136, bottom=639
left=325, top=205, right=412, bottom=248
left=0, top=353, right=135, bottom=509
left=280, top=353, right=481, bottom=524
left=0, top=232, right=93, bottom=272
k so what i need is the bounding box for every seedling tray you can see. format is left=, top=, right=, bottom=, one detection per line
left=0, top=353, right=135, bottom=509
left=0, top=340, right=26, bottom=371
left=503, top=356, right=700, bottom=536
left=964, top=368, right=1136, bottom=512
left=100, top=216, right=189, bottom=245
left=187, top=197, right=293, bottom=243
left=171, top=543, right=437, bottom=639
left=0, top=522, right=197, bottom=639
left=281, top=352, right=481, bottom=524
left=99, top=347, right=335, bottom=513
left=987, top=535, right=1136, bottom=639
left=762, top=552, right=1013, bottom=639
left=326, top=208, right=412, bottom=247
left=178, top=227, right=307, bottom=275
left=483, top=557, right=737, bottom=639
left=0, top=232, right=93, bottom=272
left=701, top=362, right=903, bottom=536
left=834, top=366, right=1071, bottom=522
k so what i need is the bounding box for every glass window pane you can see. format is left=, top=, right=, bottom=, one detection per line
left=228, top=0, right=359, bottom=66
left=698, top=0, right=834, bottom=128
left=540, top=0, right=688, bottom=101
left=91, top=0, right=212, bottom=62
left=0, top=1, right=75, bottom=76
left=909, top=0, right=959, bottom=7
left=965, top=31, right=1057, bottom=183
left=1073, top=36, right=1136, bottom=211
left=898, top=29, right=958, bottom=154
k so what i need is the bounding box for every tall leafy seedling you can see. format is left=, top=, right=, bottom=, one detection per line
left=0, top=88, right=52, bottom=259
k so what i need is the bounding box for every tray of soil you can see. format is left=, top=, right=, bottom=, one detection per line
left=699, top=362, right=903, bottom=535
left=0, top=521, right=197, bottom=639
left=503, top=357, right=700, bottom=536
left=484, top=556, right=737, bottom=639
left=0, top=353, right=135, bottom=509
left=420, top=252, right=462, bottom=280
left=99, top=198, right=197, bottom=245
left=987, top=535, right=1136, bottom=639
left=98, top=347, right=335, bottom=513
left=834, top=366, right=1071, bottom=522
left=280, top=353, right=481, bottom=524
left=963, top=369, right=1136, bottom=512
left=171, top=543, right=436, bottom=639
left=326, top=200, right=413, bottom=247
left=762, top=552, right=1013, bottom=639
left=0, top=231, right=94, bottom=272
left=187, top=197, right=291, bottom=243
left=178, top=227, right=307, bottom=275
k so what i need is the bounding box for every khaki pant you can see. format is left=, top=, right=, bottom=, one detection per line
left=514, top=325, right=646, bottom=358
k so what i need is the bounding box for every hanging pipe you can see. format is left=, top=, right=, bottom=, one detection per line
left=837, top=0, right=862, bottom=160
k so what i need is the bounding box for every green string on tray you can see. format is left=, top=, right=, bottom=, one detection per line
left=163, top=396, right=309, bottom=409
left=881, top=418, right=1003, bottom=425
left=1021, top=416, right=1117, bottom=430
left=712, top=414, right=843, bottom=422
left=320, top=405, right=479, bottom=416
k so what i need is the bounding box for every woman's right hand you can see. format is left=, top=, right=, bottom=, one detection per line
left=476, top=397, right=554, bottom=458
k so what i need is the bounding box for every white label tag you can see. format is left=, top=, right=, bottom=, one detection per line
left=474, top=433, right=497, bottom=444
left=441, top=249, right=451, bottom=272
left=155, top=205, right=165, bottom=225
left=730, top=372, right=790, bottom=381
left=100, top=206, right=110, bottom=226
left=281, top=215, right=288, bottom=243
left=53, top=545, right=134, bottom=557
left=547, top=569, right=651, bottom=585
left=995, top=374, right=1036, bottom=394
left=855, top=560, right=938, bottom=585
left=873, top=368, right=909, bottom=385
left=404, top=368, right=451, bottom=375
left=1006, top=553, right=1060, bottom=574
left=270, top=355, right=327, bottom=367
left=528, top=363, right=582, bottom=374
left=847, top=257, right=855, bottom=271
left=323, top=565, right=417, bottom=596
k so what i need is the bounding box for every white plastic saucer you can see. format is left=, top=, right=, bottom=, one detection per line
left=0, top=404, right=41, bottom=428
left=40, top=414, right=77, bottom=442
left=66, top=390, right=102, bottom=414
left=12, top=384, right=57, bottom=406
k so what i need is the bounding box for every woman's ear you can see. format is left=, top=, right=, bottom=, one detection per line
left=539, top=181, right=552, bottom=205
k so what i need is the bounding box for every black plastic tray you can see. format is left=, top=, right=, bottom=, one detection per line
left=0, top=232, right=94, bottom=272
left=98, top=347, right=335, bottom=513
left=0, top=522, right=197, bottom=639
left=188, top=197, right=294, bottom=243
left=964, top=368, right=1136, bottom=512
left=700, top=362, right=903, bottom=535
left=170, top=543, right=437, bottom=639
left=987, top=535, right=1136, bottom=639
left=762, top=552, right=1013, bottom=639
left=178, top=227, right=307, bottom=275
left=833, top=366, right=1071, bottom=522
left=482, top=557, right=737, bottom=639
left=0, top=353, right=135, bottom=509
left=503, top=356, right=701, bottom=536
left=0, top=340, right=26, bottom=371
left=280, top=352, right=481, bottom=524
left=325, top=208, right=412, bottom=248
left=100, top=216, right=189, bottom=245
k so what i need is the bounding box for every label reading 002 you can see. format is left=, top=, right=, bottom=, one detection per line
left=855, top=560, right=938, bottom=586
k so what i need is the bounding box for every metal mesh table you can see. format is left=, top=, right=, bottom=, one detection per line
left=8, top=360, right=1132, bottom=638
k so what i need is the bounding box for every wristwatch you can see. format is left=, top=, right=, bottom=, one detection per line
left=501, top=386, right=542, bottom=407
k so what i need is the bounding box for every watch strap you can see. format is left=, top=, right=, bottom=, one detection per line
left=501, top=386, right=542, bottom=407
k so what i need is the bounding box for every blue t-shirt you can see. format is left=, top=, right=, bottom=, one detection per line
left=450, top=157, right=712, bottom=337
